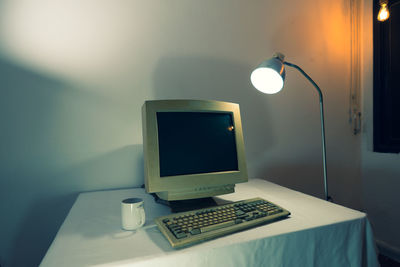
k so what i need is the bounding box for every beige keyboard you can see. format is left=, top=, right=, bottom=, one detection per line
left=155, top=197, right=290, bottom=248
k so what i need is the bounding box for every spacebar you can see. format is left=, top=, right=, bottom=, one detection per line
left=200, top=220, right=235, bottom=233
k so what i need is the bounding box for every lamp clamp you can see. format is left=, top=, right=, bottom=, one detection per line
left=273, top=52, right=285, bottom=62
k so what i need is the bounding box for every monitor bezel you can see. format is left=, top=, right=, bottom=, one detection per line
left=142, top=99, right=248, bottom=194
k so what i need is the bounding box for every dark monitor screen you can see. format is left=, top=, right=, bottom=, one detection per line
left=157, top=112, right=239, bottom=177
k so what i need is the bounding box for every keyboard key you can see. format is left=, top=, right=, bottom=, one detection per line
left=235, top=210, right=246, bottom=216
left=201, top=220, right=235, bottom=233
left=190, top=228, right=201, bottom=235
left=175, top=232, right=187, bottom=239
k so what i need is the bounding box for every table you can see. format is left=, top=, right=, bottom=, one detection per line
left=40, top=179, right=379, bottom=266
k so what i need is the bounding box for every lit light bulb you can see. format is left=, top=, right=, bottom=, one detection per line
left=378, top=3, right=390, bottom=22
left=250, top=67, right=284, bottom=94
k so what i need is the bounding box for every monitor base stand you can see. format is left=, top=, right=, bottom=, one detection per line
left=168, top=197, right=218, bottom=213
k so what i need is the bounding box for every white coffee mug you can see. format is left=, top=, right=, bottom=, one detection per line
left=121, top=198, right=145, bottom=231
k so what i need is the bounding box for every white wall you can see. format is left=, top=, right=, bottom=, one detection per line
left=361, top=0, right=400, bottom=260
left=0, top=1, right=360, bottom=266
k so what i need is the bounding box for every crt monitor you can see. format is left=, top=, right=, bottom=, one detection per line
left=142, top=99, right=248, bottom=203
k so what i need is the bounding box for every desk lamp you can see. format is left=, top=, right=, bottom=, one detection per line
left=250, top=53, right=332, bottom=201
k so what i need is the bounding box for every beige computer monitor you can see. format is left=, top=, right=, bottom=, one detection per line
left=142, top=99, right=248, bottom=201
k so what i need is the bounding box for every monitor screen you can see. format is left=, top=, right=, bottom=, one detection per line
left=157, top=112, right=238, bottom=177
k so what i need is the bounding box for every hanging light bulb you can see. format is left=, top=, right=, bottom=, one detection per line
left=378, top=1, right=390, bottom=22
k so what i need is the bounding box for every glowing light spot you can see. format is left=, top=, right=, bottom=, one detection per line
left=378, top=4, right=389, bottom=22
left=250, top=67, right=284, bottom=94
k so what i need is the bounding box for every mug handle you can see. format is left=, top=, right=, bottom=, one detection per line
left=139, top=207, right=146, bottom=227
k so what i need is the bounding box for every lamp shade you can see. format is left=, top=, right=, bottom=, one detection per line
left=250, top=57, right=286, bottom=94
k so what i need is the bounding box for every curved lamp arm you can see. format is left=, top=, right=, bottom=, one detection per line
left=284, top=61, right=331, bottom=201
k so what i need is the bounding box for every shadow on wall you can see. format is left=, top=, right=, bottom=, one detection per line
left=151, top=56, right=277, bottom=174
left=260, top=160, right=363, bottom=206
left=0, top=59, right=144, bottom=266
left=259, top=162, right=327, bottom=199
left=56, top=144, right=144, bottom=192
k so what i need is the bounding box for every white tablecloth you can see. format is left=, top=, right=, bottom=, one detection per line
left=40, top=179, right=379, bottom=267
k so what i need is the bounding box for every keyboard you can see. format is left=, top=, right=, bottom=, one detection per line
left=155, top=197, right=290, bottom=248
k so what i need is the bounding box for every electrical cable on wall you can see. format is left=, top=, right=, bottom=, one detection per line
left=350, top=0, right=362, bottom=135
